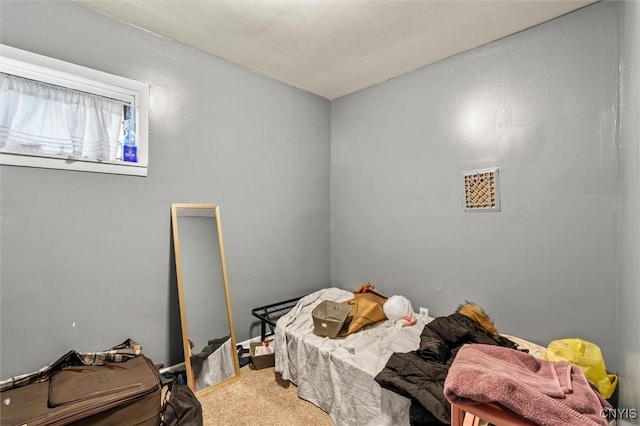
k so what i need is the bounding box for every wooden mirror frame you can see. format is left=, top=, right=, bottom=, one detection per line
left=171, top=204, right=240, bottom=396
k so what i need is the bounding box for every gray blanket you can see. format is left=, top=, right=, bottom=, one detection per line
left=274, top=287, right=429, bottom=426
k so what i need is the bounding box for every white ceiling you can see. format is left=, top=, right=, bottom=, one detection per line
left=77, top=0, right=598, bottom=100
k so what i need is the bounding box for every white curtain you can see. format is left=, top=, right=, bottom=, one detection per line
left=0, top=73, right=125, bottom=161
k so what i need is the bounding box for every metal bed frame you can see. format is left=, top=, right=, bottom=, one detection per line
left=251, top=296, right=302, bottom=341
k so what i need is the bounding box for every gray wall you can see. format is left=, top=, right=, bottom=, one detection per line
left=331, top=1, right=620, bottom=368
left=0, top=0, right=330, bottom=377
left=619, top=0, right=640, bottom=423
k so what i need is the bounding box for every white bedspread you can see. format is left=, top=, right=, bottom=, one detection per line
left=274, top=287, right=430, bottom=426
left=195, top=338, right=235, bottom=391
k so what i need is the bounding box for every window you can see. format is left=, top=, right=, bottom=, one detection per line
left=0, top=44, right=149, bottom=176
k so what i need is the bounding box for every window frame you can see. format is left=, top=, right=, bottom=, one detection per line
left=0, top=44, right=149, bottom=176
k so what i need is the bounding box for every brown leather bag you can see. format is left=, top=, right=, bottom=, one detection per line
left=338, top=284, right=388, bottom=337
left=0, top=355, right=161, bottom=426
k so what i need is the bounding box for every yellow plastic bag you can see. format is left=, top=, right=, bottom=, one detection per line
left=544, top=338, right=618, bottom=399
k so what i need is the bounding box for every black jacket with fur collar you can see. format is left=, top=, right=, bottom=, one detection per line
left=374, top=312, right=517, bottom=426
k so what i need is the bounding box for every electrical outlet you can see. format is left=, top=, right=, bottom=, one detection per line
left=419, top=307, right=429, bottom=318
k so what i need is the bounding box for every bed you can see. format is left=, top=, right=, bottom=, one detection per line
left=275, top=287, right=428, bottom=426
left=274, top=287, right=612, bottom=426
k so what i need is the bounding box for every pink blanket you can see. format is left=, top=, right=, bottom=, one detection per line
left=444, top=344, right=611, bottom=426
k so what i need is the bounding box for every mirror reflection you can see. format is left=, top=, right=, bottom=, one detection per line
left=171, top=204, right=240, bottom=395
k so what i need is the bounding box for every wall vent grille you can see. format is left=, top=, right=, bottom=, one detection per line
left=463, top=168, right=500, bottom=212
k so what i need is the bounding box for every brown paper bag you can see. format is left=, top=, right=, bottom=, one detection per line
left=338, top=284, right=388, bottom=337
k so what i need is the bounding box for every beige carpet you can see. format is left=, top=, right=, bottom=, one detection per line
left=197, top=365, right=334, bottom=426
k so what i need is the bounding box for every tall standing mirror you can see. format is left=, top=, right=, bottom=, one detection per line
left=171, top=204, right=240, bottom=395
